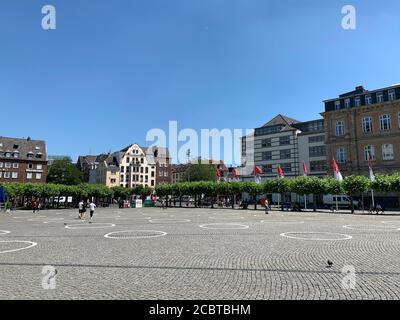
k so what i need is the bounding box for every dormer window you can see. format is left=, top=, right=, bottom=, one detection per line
left=389, top=89, right=396, bottom=101
left=13, top=144, right=19, bottom=149
left=35, top=146, right=40, bottom=150
left=355, top=96, right=361, bottom=107
left=365, top=94, right=372, bottom=105
left=13, top=152, right=19, bottom=158
left=334, top=100, right=341, bottom=110
left=377, top=92, right=384, bottom=103
left=27, top=152, right=34, bottom=159
left=35, top=153, right=43, bottom=159
left=5, top=152, right=11, bottom=158
left=344, top=99, right=351, bottom=108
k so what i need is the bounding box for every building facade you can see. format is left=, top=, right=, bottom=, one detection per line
left=0, top=137, right=48, bottom=183
left=295, top=119, right=327, bottom=176
left=95, top=155, right=120, bottom=188
left=322, top=84, right=400, bottom=176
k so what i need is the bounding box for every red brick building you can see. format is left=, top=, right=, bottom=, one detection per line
left=0, top=136, right=48, bottom=183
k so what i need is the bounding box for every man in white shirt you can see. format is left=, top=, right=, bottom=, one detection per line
left=89, top=201, right=96, bottom=221
left=78, top=200, right=84, bottom=219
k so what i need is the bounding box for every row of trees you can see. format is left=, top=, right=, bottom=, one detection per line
left=155, top=174, right=400, bottom=212
left=0, top=183, right=154, bottom=208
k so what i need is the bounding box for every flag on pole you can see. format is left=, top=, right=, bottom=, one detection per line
left=333, top=159, right=343, bottom=181
left=302, top=162, right=308, bottom=176
left=216, top=169, right=221, bottom=182
left=368, top=152, right=376, bottom=182
left=277, top=165, right=285, bottom=178
left=254, top=166, right=262, bottom=184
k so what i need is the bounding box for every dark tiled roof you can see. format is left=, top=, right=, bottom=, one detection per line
left=0, top=136, right=47, bottom=162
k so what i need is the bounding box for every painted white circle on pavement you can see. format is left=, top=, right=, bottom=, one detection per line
left=343, top=224, right=398, bottom=231
left=0, top=241, right=37, bottom=254
left=104, top=230, right=167, bottom=239
left=149, top=219, right=190, bottom=223
left=200, top=223, right=249, bottom=230
left=261, top=220, right=304, bottom=224
left=280, top=232, right=352, bottom=241
left=65, top=223, right=116, bottom=229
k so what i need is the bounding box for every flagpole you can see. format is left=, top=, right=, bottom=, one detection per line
left=336, top=195, right=338, bottom=212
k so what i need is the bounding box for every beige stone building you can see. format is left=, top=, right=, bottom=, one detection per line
left=95, top=155, right=120, bottom=187
left=322, top=84, right=400, bottom=176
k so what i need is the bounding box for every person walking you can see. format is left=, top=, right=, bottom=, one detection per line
left=78, top=200, right=84, bottom=219
left=32, top=200, right=38, bottom=214
left=264, top=198, right=270, bottom=214
left=89, top=201, right=96, bottom=222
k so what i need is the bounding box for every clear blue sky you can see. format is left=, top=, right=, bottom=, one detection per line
left=1, top=0, right=399, bottom=163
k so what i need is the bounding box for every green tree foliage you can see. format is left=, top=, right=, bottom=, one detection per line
left=47, top=158, right=83, bottom=185
left=181, top=162, right=217, bottom=182
left=342, top=175, right=371, bottom=213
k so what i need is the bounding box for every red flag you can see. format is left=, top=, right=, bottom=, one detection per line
left=233, top=169, right=239, bottom=177
left=254, top=166, right=262, bottom=176
left=333, top=159, right=343, bottom=181
left=302, top=162, right=308, bottom=176
left=277, top=165, right=285, bottom=178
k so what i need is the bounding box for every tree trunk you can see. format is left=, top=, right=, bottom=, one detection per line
left=281, top=193, right=284, bottom=211
left=313, top=194, right=317, bottom=212
left=179, top=196, right=182, bottom=208
left=254, top=195, right=257, bottom=210
left=232, top=195, right=235, bottom=209
left=350, top=195, right=355, bottom=214
left=194, top=195, right=197, bottom=208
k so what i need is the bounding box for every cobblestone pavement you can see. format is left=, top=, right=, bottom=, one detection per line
left=0, top=207, right=399, bottom=300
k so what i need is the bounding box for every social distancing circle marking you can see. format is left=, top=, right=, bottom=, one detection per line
left=343, top=224, right=398, bottom=231
left=149, top=219, right=191, bottom=223
left=200, top=223, right=249, bottom=230
left=104, top=230, right=167, bottom=239
left=0, top=241, right=37, bottom=254
left=280, top=232, right=352, bottom=241
left=65, top=223, right=116, bottom=229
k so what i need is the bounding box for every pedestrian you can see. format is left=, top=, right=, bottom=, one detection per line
left=78, top=200, right=84, bottom=219
left=376, top=203, right=382, bottom=215
left=357, top=199, right=362, bottom=210
left=89, top=201, right=96, bottom=221
left=265, top=198, right=270, bottom=214
left=32, top=200, right=38, bottom=213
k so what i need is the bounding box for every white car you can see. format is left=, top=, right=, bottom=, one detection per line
left=323, top=195, right=359, bottom=208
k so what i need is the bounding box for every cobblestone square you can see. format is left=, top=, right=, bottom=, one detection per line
left=1, top=207, right=399, bottom=300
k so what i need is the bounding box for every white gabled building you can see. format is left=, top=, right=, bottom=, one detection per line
left=113, top=144, right=157, bottom=188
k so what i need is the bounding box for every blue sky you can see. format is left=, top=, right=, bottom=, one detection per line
left=1, top=0, right=400, bottom=164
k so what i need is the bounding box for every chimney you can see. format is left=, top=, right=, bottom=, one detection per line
left=355, top=86, right=364, bottom=91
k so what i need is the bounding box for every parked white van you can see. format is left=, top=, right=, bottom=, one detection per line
left=323, top=195, right=358, bottom=208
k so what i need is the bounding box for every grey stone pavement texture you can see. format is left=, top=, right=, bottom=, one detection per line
left=0, top=206, right=399, bottom=300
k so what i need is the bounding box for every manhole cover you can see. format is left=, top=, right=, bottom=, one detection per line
left=104, top=230, right=167, bottom=239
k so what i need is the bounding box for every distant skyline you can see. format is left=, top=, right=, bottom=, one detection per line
left=1, top=0, right=400, bottom=163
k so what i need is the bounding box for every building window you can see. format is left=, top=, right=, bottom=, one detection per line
left=279, top=136, right=291, bottom=146
left=27, top=172, right=33, bottom=179
left=37, top=164, right=42, bottom=170
left=335, top=121, right=345, bottom=136
left=382, top=144, right=394, bottom=160
left=261, top=151, right=272, bottom=161
left=261, top=139, right=271, bottom=148
left=280, top=163, right=291, bottom=173
left=309, top=146, right=326, bottom=157
left=377, top=92, right=384, bottom=103
left=364, top=145, right=376, bottom=161
left=13, top=163, right=19, bottom=169
left=280, top=150, right=291, bottom=159
left=344, top=99, right=351, bottom=108
left=164, top=172, right=168, bottom=177
left=310, top=160, right=327, bottom=172
left=355, top=96, right=361, bottom=107
left=380, top=114, right=391, bottom=131
left=5, top=162, right=11, bottom=168
left=389, top=89, right=396, bottom=101
left=262, top=164, right=273, bottom=173
left=0, top=162, right=2, bottom=168
left=362, top=117, right=373, bottom=133
left=12, top=172, right=18, bottom=179
left=4, top=172, right=10, bottom=179
left=365, top=94, right=372, bottom=105
left=334, top=100, right=341, bottom=110
left=337, top=147, right=346, bottom=163
left=308, top=135, right=324, bottom=143
left=28, top=163, right=33, bottom=169
left=0, top=172, right=2, bottom=178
